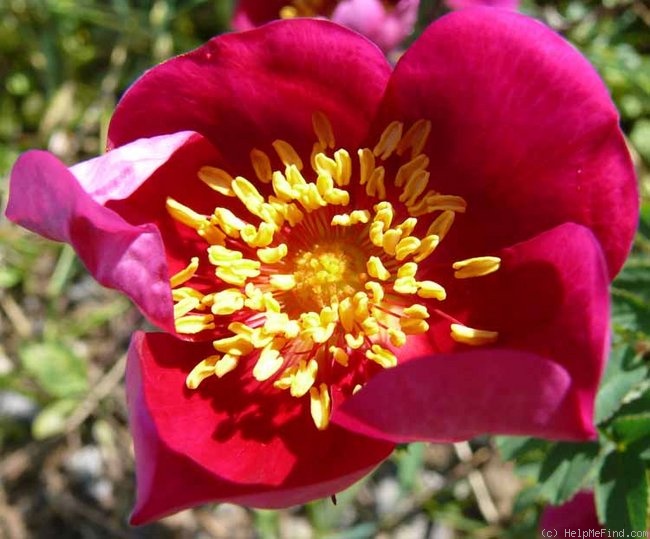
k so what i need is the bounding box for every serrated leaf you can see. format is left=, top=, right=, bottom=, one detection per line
left=612, top=414, right=650, bottom=446
left=595, top=345, right=648, bottom=423
left=538, top=442, right=600, bottom=504
left=19, top=342, right=88, bottom=399
left=596, top=450, right=648, bottom=531
left=31, top=398, right=78, bottom=440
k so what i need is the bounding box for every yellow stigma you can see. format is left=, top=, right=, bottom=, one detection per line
left=166, top=112, right=500, bottom=430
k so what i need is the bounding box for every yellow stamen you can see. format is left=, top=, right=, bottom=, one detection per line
left=270, top=274, right=297, bottom=291
left=373, top=121, right=403, bottom=160
left=330, top=345, right=349, bottom=366
left=250, top=149, right=273, bottom=183
left=396, top=119, right=432, bottom=158
left=426, top=210, right=455, bottom=240
left=174, top=297, right=200, bottom=319
left=170, top=257, right=199, bottom=288
left=417, top=280, right=447, bottom=300
left=198, top=166, right=235, bottom=197
left=273, top=139, right=303, bottom=170
left=450, top=324, right=498, bottom=346
left=365, top=344, right=397, bottom=369
left=453, top=256, right=501, bottom=279
left=253, top=343, right=285, bottom=381
left=210, top=289, right=245, bottom=315
left=312, top=111, right=335, bottom=149
left=175, top=314, right=215, bottom=334
left=257, top=244, right=288, bottom=264
left=290, top=359, right=318, bottom=397
left=309, top=383, right=331, bottom=430
left=186, top=356, right=220, bottom=389
left=215, top=354, right=239, bottom=377
left=213, top=333, right=254, bottom=356
left=367, top=256, right=390, bottom=281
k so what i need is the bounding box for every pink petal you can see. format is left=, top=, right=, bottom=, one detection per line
left=334, top=223, right=610, bottom=442
left=6, top=148, right=179, bottom=332
left=445, top=0, right=519, bottom=10
left=127, top=332, right=394, bottom=524
left=378, top=8, right=637, bottom=278
left=108, top=19, right=391, bottom=172
left=332, top=0, right=419, bottom=52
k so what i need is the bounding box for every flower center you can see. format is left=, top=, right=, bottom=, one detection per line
left=166, top=112, right=500, bottom=430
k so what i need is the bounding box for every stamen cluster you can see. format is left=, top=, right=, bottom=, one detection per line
left=166, top=112, right=499, bottom=429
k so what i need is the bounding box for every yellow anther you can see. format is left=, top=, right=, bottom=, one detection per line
left=333, top=149, right=351, bottom=186
left=250, top=149, right=273, bottom=183
left=396, top=217, right=417, bottom=237
left=453, top=256, right=501, bottom=279
left=314, top=152, right=337, bottom=178
left=301, top=321, right=335, bottom=344
left=172, top=286, right=204, bottom=303
left=273, top=365, right=296, bottom=390
left=396, top=119, right=432, bottom=158
left=400, top=170, right=430, bottom=207
left=397, top=262, right=418, bottom=278
left=309, top=383, right=331, bottom=430
left=273, top=139, right=303, bottom=170
left=400, top=317, right=429, bottom=335
left=186, top=355, right=219, bottom=389
left=345, top=332, right=364, bottom=349
left=331, top=209, right=370, bottom=226
left=388, top=328, right=407, bottom=347
left=175, top=314, right=215, bottom=334
left=265, top=312, right=299, bottom=338
left=369, top=221, right=385, bottom=247
left=257, top=243, right=288, bottom=264
left=174, top=297, right=200, bottom=319
left=373, top=201, right=394, bottom=228
left=269, top=274, right=297, bottom=291
left=228, top=321, right=255, bottom=336
left=215, top=354, right=239, bottom=378
left=312, top=111, right=336, bottom=149
left=395, top=154, right=429, bottom=187
left=198, top=166, right=236, bottom=197
left=252, top=343, right=285, bottom=381
left=210, top=289, right=245, bottom=315
left=395, top=236, right=421, bottom=261
left=170, top=257, right=199, bottom=288
left=166, top=198, right=207, bottom=230
left=358, top=148, right=375, bottom=185
left=373, top=120, right=403, bottom=160
left=317, top=173, right=350, bottom=205
left=352, top=292, right=370, bottom=322
left=330, top=346, right=349, bottom=366
left=250, top=328, right=275, bottom=348
left=352, top=384, right=363, bottom=394
left=382, top=228, right=401, bottom=256
left=279, top=5, right=298, bottom=18
left=295, top=182, right=327, bottom=211
left=232, top=176, right=265, bottom=211
left=271, top=170, right=296, bottom=202
left=393, top=276, right=418, bottom=294
left=241, top=222, right=275, bottom=248
left=216, top=261, right=260, bottom=286
left=413, top=235, right=440, bottom=263
left=338, top=297, right=355, bottom=332
left=367, top=256, right=390, bottom=281
left=365, top=166, right=386, bottom=199
left=213, top=333, right=255, bottom=356
left=269, top=197, right=304, bottom=226
left=211, top=207, right=247, bottom=239
left=207, top=245, right=243, bottom=266
left=409, top=193, right=467, bottom=217
left=361, top=316, right=380, bottom=336
left=417, top=280, right=447, bottom=300
left=450, top=324, right=498, bottom=346
left=426, top=210, right=456, bottom=240
left=403, top=304, right=430, bottom=319
left=290, top=359, right=318, bottom=397
left=365, top=281, right=385, bottom=303
left=365, top=344, right=397, bottom=369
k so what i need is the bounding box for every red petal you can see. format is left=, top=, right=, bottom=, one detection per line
left=127, top=332, right=393, bottom=524
left=334, top=223, right=610, bottom=442
left=379, top=8, right=637, bottom=277
left=108, top=19, right=391, bottom=172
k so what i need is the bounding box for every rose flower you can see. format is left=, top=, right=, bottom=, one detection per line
left=6, top=9, right=637, bottom=524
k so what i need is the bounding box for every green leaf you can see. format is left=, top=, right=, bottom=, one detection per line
left=612, top=414, right=650, bottom=446
left=595, top=345, right=648, bottom=423
left=19, top=342, right=88, bottom=398
left=596, top=450, right=648, bottom=531
left=537, top=442, right=600, bottom=504
left=31, top=398, right=78, bottom=440
left=396, top=442, right=425, bottom=491
left=494, top=436, right=550, bottom=462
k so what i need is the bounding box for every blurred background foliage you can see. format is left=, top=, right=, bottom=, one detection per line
left=0, top=0, right=648, bottom=537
